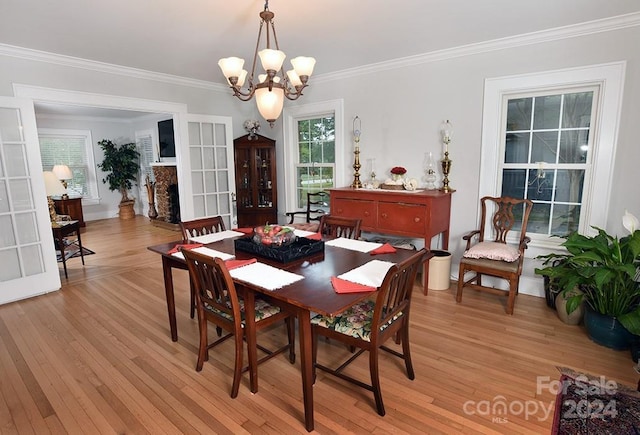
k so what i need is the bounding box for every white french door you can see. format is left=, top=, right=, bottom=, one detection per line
left=180, top=115, right=235, bottom=228
left=0, top=96, right=60, bottom=303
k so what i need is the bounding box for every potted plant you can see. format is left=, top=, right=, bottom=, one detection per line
left=97, top=139, right=140, bottom=220
left=535, top=211, right=640, bottom=350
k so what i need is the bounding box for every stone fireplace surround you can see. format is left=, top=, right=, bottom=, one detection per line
left=151, top=163, right=180, bottom=229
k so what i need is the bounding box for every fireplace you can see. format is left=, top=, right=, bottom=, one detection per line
left=151, top=163, right=180, bottom=230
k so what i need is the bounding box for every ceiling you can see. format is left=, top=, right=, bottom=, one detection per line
left=3, top=0, right=639, bottom=117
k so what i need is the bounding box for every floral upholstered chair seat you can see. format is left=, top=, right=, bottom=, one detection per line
left=311, top=299, right=403, bottom=342
left=204, top=297, right=282, bottom=324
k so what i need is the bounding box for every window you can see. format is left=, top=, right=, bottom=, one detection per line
left=501, top=89, right=596, bottom=236
left=38, top=128, right=99, bottom=201
left=283, top=100, right=344, bottom=212
left=480, top=62, right=625, bottom=251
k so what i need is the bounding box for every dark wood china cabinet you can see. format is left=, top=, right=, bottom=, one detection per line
left=233, top=134, right=277, bottom=227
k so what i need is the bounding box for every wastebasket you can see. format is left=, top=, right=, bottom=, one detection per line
left=428, top=250, right=452, bottom=291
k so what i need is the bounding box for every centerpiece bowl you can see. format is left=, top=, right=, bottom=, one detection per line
left=252, top=225, right=296, bottom=247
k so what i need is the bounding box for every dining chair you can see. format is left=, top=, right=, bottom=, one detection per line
left=182, top=249, right=296, bottom=398
left=311, top=248, right=428, bottom=416
left=285, top=191, right=329, bottom=232
left=180, top=216, right=227, bottom=318
left=456, top=196, right=534, bottom=314
left=318, top=215, right=362, bottom=239
left=180, top=216, right=226, bottom=240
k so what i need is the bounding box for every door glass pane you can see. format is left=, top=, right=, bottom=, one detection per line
left=0, top=180, right=9, bottom=212
left=216, top=148, right=228, bottom=169
left=193, top=195, right=205, bottom=216
left=217, top=171, right=229, bottom=192
left=0, top=108, right=22, bottom=141
left=9, top=179, right=33, bottom=211
left=5, top=143, right=28, bottom=177
left=22, top=245, right=44, bottom=276
left=191, top=172, right=204, bottom=194
left=203, top=147, right=215, bottom=169
left=202, top=123, right=214, bottom=145
left=0, top=249, right=20, bottom=281
left=188, top=122, right=201, bottom=145
left=206, top=195, right=218, bottom=215
left=15, top=212, right=39, bottom=244
left=190, top=148, right=202, bottom=170
left=214, top=123, right=226, bottom=145
left=204, top=172, right=216, bottom=192
left=0, top=215, right=16, bottom=247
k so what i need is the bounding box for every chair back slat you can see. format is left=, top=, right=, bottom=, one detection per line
left=372, top=249, right=427, bottom=336
left=480, top=196, right=533, bottom=245
left=180, top=216, right=226, bottom=240
left=319, top=215, right=362, bottom=239
left=183, top=249, right=239, bottom=321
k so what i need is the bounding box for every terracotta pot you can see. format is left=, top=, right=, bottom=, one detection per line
left=555, top=287, right=583, bottom=325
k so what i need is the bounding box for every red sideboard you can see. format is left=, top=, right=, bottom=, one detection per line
left=329, top=187, right=453, bottom=293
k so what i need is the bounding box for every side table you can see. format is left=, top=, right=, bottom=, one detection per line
left=52, top=220, right=84, bottom=278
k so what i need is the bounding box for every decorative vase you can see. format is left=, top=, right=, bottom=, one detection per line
left=555, top=287, right=583, bottom=325
left=392, top=174, right=403, bottom=182
left=583, top=304, right=634, bottom=350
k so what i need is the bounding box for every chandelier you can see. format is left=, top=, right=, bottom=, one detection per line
left=218, top=1, right=316, bottom=126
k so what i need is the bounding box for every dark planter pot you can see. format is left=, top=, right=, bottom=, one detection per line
left=583, top=305, right=634, bottom=350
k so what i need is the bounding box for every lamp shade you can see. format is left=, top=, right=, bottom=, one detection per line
left=258, top=49, right=286, bottom=72
left=43, top=171, right=66, bottom=196
left=255, top=87, right=284, bottom=124
left=291, top=56, right=316, bottom=78
left=52, top=164, right=73, bottom=180
left=218, top=57, right=245, bottom=79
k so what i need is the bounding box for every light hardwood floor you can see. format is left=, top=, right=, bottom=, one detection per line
left=0, top=216, right=636, bottom=434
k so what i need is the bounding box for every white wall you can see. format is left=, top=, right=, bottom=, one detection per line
left=1, top=23, right=638, bottom=298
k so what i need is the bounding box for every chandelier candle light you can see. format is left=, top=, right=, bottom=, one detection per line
left=351, top=116, right=363, bottom=188
left=441, top=120, right=453, bottom=192
left=218, top=1, right=316, bottom=126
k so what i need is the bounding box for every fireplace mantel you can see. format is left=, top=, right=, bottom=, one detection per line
left=150, top=162, right=177, bottom=167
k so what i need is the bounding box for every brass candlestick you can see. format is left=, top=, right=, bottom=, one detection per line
left=441, top=150, right=452, bottom=192
left=351, top=116, right=363, bottom=188
left=440, top=120, right=453, bottom=192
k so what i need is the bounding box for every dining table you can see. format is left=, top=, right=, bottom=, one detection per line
left=147, top=232, right=423, bottom=432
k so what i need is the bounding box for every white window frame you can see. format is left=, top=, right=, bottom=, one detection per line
left=37, top=128, right=100, bottom=204
left=480, top=62, right=625, bottom=255
left=282, top=99, right=344, bottom=213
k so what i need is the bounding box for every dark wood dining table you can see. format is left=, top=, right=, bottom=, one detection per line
left=147, top=235, right=422, bottom=432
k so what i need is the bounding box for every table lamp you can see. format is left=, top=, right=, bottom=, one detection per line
left=43, top=171, right=66, bottom=226
left=52, top=164, right=73, bottom=199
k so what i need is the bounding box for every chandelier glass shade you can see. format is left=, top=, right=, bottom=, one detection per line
left=218, top=1, right=316, bottom=126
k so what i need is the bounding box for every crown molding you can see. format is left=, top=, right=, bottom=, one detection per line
left=1, top=12, right=639, bottom=88
left=0, top=43, right=228, bottom=92
left=314, top=11, right=640, bottom=84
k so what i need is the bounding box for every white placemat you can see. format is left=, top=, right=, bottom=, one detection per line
left=291, top=228, right=317, bottom=238
left=338, top=260, right=395, bottom=287
left=325, top=237, right=383, bottom=253
left=189, top=230, right=245, bottom=244
left=172, top=246, right=235, bottom=261
left=229, top=262, right=305, bottom=291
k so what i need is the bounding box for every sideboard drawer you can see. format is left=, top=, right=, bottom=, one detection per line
left=378, top=201, right=426, bottom=234
left=332, top=198, right=376, bottom=228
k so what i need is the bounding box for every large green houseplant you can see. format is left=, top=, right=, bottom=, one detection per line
left=535, top=211, right=640, bottom=343
left=97, top=139, right=140, bottom=219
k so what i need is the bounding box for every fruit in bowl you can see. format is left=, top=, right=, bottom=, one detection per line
left=253, top=225, right=297, bottom=247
